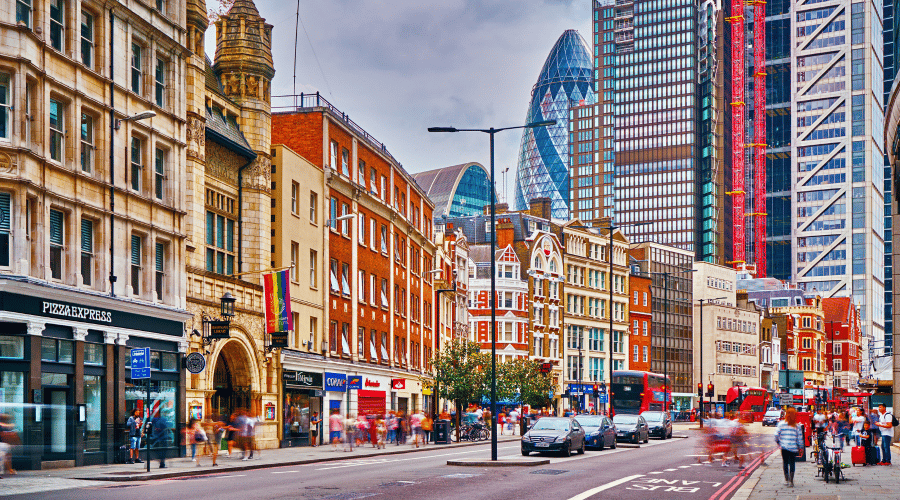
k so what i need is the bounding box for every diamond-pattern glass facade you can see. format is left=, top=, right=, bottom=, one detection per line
left=514, top=30, right=595, bottom=219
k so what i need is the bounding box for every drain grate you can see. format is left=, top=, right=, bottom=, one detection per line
left=531, top=469, right=568, bottom=475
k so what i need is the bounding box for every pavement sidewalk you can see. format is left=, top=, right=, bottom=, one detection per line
left=736, top=443, right=900, bottom=500
left=12, top=435, right=521, bottom=482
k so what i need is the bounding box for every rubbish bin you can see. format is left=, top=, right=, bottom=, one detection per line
left=434, top=419, right=450, bottom=444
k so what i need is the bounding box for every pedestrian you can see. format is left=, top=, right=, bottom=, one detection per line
left=851, top=407, right=866, bottom=446
left=343, top=413, right=356, bottom=452
left=387, top=411, right=398, bottom=444
left=225, top=412, right=238, bottom=457
left=149, top=411, right=173, bottom=469
left=125, top=409, right=144, bottom=464
left=203, top=417, right=219, bottom=467
left=0, top=413, right=19, bottom=477
left=860, top=420, right=877, bottom=465
left=421, top=412, right=433, bottom=445
left=309, top=411, right=322, bottom=447
left=396, top=411, right=407, bottom=445
left=375, top=415, right=387, bottom=449
left=233, top=410, right=250, bottom=460
left=355, top=414, right=369, bottom=448
left=775, top=407, right=802, bottom=487
left=868, top=408, right=882, bottom=453
left=409, top=409, right=423, bottom=448
left=246, top=411, right=259, bottom=459
left=185, top=418, right=202, bottom=462
left=329, top=408, right=343, bottom=451
left=875, top=403, right=894, bottom=465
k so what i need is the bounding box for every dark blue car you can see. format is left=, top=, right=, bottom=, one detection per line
left=575, top=415, right=617, bottom=450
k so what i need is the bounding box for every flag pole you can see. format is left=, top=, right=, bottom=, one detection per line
left=230, top=265, right=294, bottom=278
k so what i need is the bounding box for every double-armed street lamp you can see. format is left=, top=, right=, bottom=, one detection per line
left=428, top=119, right=555, bottom=461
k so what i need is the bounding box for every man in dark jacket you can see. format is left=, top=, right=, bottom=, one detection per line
left=149, top=412, right=173, bottom=468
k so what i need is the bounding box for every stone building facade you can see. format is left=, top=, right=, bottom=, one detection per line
left=0, top=0, right=191, bottom=469
left=182, top=0, right=279, bottom=449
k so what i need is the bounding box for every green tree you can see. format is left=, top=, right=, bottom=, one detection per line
left=499, top=358, right=554, bottom=409
left=425, top=338, right=491, bottom=441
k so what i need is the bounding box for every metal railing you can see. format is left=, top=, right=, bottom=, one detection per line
left=615, top=33, right=634, bottom=43
left=272, top=92, right=401, bottom=167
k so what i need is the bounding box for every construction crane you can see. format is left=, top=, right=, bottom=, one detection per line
left=727, top=0, right=767, bottom=276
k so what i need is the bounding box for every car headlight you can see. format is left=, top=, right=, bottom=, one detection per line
left=521, top=435, right=531, bottom=442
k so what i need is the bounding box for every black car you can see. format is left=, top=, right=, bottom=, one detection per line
left=575, top=415, right=617, bottom=450
left=642, top=411, right=673, bottom=439
left=613, top=414, right=649, bottom=444
left=761, top=409, right=783, bottom=426
left=521, top=417, right=586, bottom=457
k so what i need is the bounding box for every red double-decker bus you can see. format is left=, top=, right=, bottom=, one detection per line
left=611, top=370, right=671, bottom=414
left=726, top=386, right=770, bottom=421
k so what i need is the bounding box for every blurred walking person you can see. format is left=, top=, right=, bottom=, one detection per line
left=409, top=409, right=423, bottom=448
left=149, top=410, right=173, bottom=469
left=329, top=409, right=343, bottom=451
left=775, top=407, right=802, bottom=487
left=0, top=413, right=19, bottom=477
left=375, top=415, right=387, bottom=449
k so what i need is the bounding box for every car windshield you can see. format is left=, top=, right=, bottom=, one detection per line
left=575, top=417, right=603, bottom=427
left=643, top=413, right=664, bottom=422
left=765, top=410, right=782, bottom=417
left=614, top=416, right=638, bottom=425
left=531, top=419, right=570, bottom=431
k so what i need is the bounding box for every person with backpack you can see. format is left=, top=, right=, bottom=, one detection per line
left=125, top=409, right=144, bottom=464
left=875, top=403, right=895, bottom=465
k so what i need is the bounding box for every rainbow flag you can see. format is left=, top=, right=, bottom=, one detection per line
left=263, top=269, right=293, bottom=334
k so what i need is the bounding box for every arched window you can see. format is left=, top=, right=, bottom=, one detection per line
left=533, top=255, right=542, bottom=269
left=549, top=259, right=557, bottom=273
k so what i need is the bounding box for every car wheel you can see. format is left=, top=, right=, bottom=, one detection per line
left=563, top=442, right=572, bottom=457
left=598, top=438, right=605, bottom=451
left=668, top=430, right=672, bottom=439
left=632, top=435, right=638, bottom=444
left=644, top=433, right=649, bottom=444
left=521, top=449, right=530, bottom=456
left=578, top=441, right=585, bottom=455
left=611, top=438, right=617, bottom=449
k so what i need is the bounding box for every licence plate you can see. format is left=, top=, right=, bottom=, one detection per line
left=536, top=442, right=550, bottom=447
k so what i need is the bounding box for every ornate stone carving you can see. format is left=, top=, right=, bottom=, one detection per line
left=242, top=156, right=271, bottom=191
left=246, top=75, right=259, bottom=98
left=0, top=150, right=17, bottom=175
left=206, top=142, right=241, bottom=183
left=187, top=116, right=206, bottom=161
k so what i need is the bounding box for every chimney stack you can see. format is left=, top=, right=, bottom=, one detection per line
left=529, top=197, right=552, bottom=220
left=496, top=217, right=515, bottom=249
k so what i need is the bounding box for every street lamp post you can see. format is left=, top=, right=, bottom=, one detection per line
left=428, top=119, right=555, bottom=461
left=697, top=297, right=726, bottom=426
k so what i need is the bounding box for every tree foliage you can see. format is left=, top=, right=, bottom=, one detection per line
left=499, top=357, right=554, bottom=408
left=427, top=338, right=491, bottom=407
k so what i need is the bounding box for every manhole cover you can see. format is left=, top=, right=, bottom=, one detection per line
left=531, top=469, right=568, bottom=475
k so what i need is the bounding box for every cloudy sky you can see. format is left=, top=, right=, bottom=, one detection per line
left=206, top=0, right=590, bottom=203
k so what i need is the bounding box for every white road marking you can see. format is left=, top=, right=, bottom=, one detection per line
left=664, top=468, right=677, bottom=471
left=219, top=474, right=246, bottom=478
left=648, top=471, right=664, bottom=474
left=566, top=474, right=645, bottom=500
left=678, top=465, right=690, bottom=468
left=271, top=470, right=299, bottom=474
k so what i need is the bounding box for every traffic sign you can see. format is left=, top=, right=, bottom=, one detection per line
left=598, top=393, right=609, bottom=404
left=131, top=348, right=150, bottom=379
left=777, top=393, right=793, bottom=406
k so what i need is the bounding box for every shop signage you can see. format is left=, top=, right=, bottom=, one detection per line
left=208, top=321, right=231, bottom=340
left=347, top=376, right=362, bottom=390
left=184, top=352, right=206, bottom=374
left=264, top=403, right=276, bottom=420
left=391, top=378, right=405, bottom=390
left=324, top=372, right=347, bottom=392
left=283, top=370, right=322, bottom=389
left=0, top=292, right=183, bottom=336
left=364, top=378, right=381, bottom=388
left=269, top=331, right=289, bottom=348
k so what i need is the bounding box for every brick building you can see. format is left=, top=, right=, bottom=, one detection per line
left=629, top=273, right=652, bottom=373
left=822, top=297, right=863, bottom=391
left=271, top=92, right=436, bottom=416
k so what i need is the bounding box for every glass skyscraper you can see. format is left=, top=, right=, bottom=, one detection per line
left=413, top=162, right=495, bottom=218
left=514, top=29, right=595, bottom=220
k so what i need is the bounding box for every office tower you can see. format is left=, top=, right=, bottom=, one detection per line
left=514, top=30, right=595, bottom=220
left=884, top=0, right=894, bottom=354
left=793, top=0, right=885, bottom=356
left=591, top=0, right=732, bottom=265
left=412, top=162, right=494, bottom=218
left=763, top=0, right=793, bottom=280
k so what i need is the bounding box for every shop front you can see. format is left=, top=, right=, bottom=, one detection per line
left=357, top=375, right=388, bottom=416
left=281, top=370, right=323, bottom=447
left=391, top=378, right=424, bottom=414
left=0, top=279, right=189, bottom=470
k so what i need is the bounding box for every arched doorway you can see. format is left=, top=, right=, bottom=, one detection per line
left=211, top=340, right=253, bottom=417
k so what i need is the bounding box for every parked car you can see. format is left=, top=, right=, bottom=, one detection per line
left=761, top=409, right=784, bottom=426
left=613, top=414, right=649, bottom=444
left=521, top=417, right=586, bottom=457
left=641, top=411, right=672, bottom=439
left=574, top=415, right=617, bottom=450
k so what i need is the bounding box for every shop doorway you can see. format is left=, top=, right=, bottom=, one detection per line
left=212, top=341, right=253, bottom=417
left=41, top=387, right=72, bottom=461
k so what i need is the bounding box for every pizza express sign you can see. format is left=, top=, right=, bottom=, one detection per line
left=283, top=370, right=322, bottom=389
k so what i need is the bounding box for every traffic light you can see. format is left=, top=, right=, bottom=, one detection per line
left=593, top=384, right=599, bottom=397
left=706, top=383, right=714, bottom=398
left=697, top=382, right=703, bottom=397
left=599, top=382, right=606, bottom=393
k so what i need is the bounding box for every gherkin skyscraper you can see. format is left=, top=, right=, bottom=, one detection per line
left=514, top=29, right=595, bottom=219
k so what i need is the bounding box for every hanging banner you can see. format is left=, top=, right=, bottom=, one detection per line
left=263, top=269, right=293, bottom=334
